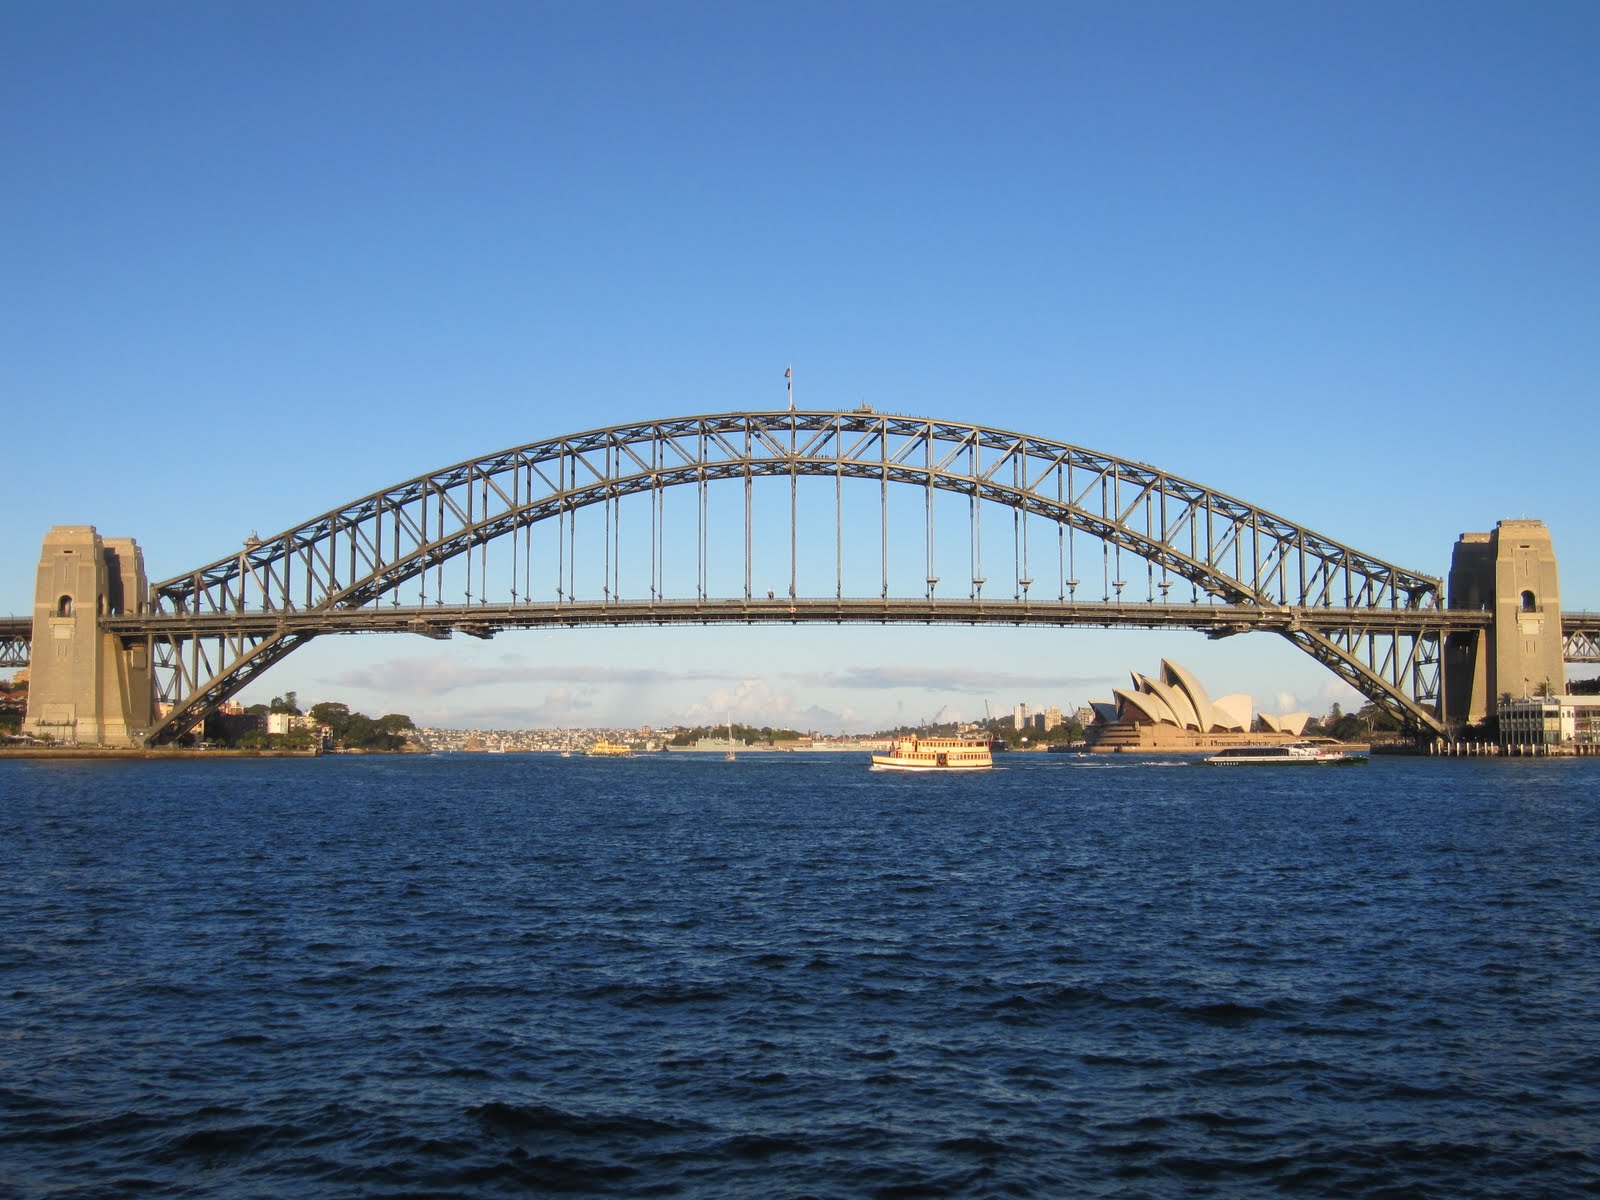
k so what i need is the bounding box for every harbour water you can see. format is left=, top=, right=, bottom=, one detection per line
left=3, top=752, right=1597, bottom=1197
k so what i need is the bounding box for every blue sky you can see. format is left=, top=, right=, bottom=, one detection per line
left=4, top=2, right=1596, bottom=731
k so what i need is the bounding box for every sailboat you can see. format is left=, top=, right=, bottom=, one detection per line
left=725, top=721, right=737, bottom=761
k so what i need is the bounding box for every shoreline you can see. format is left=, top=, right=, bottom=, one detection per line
left=0, top=747, right=325, bottom=760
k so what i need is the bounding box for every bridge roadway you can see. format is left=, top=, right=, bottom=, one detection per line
left=0, top=598, right=1506, bottom=653
left=90, top=598, right=1493, bottom=638
left=4, top=605, right=1599, bottom=667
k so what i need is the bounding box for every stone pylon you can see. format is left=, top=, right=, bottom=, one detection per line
left=1444, top=519, right=1565, bottom=727
left=24, top=526, right=154, bottom=746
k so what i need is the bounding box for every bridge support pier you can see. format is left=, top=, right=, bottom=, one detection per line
left=1444, top=519, right=1565, bottom=729
left=23, top=526, right=154, bottom=747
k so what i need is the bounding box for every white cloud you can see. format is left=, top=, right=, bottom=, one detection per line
left=324, top=655, right=737, bottom=695
left=678, top=677, right=813, bottom=727
left=793, top=665, right=1110, bottom=692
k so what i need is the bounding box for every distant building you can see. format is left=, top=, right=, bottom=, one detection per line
left=1013, top=703, right=1029, bottom=730
left=1042, top=705, right=1063, bottom=732
left=266, top=712, right=320, bottom=737
left=1498, top=694, right=1600, bottom=753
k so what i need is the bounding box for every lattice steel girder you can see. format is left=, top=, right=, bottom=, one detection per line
left=0, top=627, right=29, bottom=669
left=1566, top=629, right=1600, bottom=663
left=107, top=602, right=1490, bottom=642
left=150, top=410, right=1443, bottom=617
left=1280, top=627, right=1444, bottom=732
left=145, top=631, right=310, bottom=744
left=1289, top=618, right=1452, bottom=731
left=133, top=410, right=1466, bottom=743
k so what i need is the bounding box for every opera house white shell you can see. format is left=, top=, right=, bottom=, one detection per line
left=1086, top=659, right=1310, bottom=751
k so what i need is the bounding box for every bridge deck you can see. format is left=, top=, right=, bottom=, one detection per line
left=97, top=599, right=1495, bottom=638
left=12, top=607, right=1598, bottom=666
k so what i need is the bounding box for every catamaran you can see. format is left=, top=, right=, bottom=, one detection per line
left=1200, top=741, right=1366, bottom=766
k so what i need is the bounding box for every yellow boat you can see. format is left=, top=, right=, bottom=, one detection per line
left=585, top=739, right=634, bottom=758
left=870, top=736, right=993, bottom=772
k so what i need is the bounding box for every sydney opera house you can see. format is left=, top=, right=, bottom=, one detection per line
left=1085, top=659, right=1310, bottom=752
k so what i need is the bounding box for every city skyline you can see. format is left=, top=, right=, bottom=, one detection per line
left=4, top=4, right=1596, bottom=732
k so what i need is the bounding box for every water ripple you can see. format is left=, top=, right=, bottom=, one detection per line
left=3, top=753, right=1599, bottom=1197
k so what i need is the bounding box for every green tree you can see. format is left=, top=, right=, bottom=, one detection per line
left=1357, top=701, right=1400, bottom=731
left=345, top=714, right=375, bottom=747
left=376, top=713, right=416, bottom=736
left=311, top=702, right=352, bottom=739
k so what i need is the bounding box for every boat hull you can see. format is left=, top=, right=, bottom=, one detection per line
left=869, top=736, right=994, bottom=772
left=1200, top=757, right=1365, bottom=766
left=1200, top=741, right=1366, bottom=766
left=870, top=759, right=993, bottom=772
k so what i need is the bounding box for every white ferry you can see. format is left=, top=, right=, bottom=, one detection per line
left=870, top=736, right=994, bottom=772
left=1201, top=741, right=1366, bottom=766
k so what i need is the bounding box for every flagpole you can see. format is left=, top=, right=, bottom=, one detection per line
left=786, top=364, right=794, bottom=412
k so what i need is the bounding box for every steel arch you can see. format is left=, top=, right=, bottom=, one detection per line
left=139, top=410, right=1448, bottom=742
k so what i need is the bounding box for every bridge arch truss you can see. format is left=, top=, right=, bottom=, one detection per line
left=135, top=410, right=1452, bottom=742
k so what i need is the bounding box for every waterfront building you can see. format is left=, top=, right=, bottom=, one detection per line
left=1085, top=659, right=1312, bottom=753
left=1497, top=694, right=1600, bottom=753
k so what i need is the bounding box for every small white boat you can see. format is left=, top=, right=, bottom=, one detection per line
left=870, top=736, right=993, bottom=772
left=1201, top=741, right=1366, bottom=766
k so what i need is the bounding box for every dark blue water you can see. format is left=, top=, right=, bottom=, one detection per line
left=3, top=752, right=1598, bottom=1198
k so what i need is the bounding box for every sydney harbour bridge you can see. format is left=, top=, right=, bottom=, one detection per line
left=4, top=409, right=1597, bottom=745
